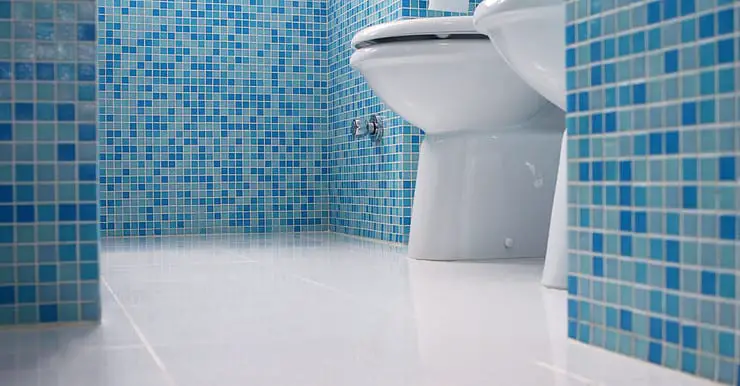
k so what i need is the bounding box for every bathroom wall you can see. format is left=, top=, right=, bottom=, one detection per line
left=326, top=0, right=480, bottom=243
left=0, top=0, right=101, bottom=325
left=98, top=0, right=328, bottom=237
left=566, top=0, right=739, bottom=383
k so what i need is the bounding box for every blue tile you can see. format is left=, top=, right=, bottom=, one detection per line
left=77, top=24, right=96, bottom=41
left=0, top=1, right=9, bottom=19
left=36, top=63, right=55, bottom=81
left=56, top=104, right=75, bottom=121
left=698, top=13, right=715, bottom=38
left=664, top=50, right=679, bottom=73
left=57, top=144, right=75, bottom=162
left=14, top=103, right=34, bottom=121
left=38, top=304, right=58, bottom=323
left=0, top=286, right=14, bottom=305
left=14, top=63, right=33, bottom=80
left=701, top=271, right=717, bottom=295
left=717, top=38, right=734, bottom=63
left=716, top=8, right=733, bottom=35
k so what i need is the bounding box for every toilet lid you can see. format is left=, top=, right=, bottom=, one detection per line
left=351, top=16, right=486, bottom=49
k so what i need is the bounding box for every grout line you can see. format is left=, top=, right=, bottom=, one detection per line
left=102, top=276, right=178, bottom=386
left=535, top=360, right=605, bottom=385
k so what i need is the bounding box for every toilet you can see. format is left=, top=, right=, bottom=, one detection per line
left=474, top=0, right=568, bottom=287
left=350, top=16, right=564, bottom=261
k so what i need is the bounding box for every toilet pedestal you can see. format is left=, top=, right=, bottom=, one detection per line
left=408, top=106, right=563, bottom=261
left=541, top=132, right=568, bottom=289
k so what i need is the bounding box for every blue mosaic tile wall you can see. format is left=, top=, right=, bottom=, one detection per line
left=566, top=0, right=739, bottom=383
left=0, top=0, right=101, bottom=325
left=98, top=0, right=328, bottom=237
left=326, top=0, right=480, bottom=243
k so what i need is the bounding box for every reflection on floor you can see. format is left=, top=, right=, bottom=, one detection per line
left=0, top=233, right=720, bottom=386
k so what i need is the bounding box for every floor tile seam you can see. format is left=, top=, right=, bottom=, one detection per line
left=101, top=276, right=179, bottom=386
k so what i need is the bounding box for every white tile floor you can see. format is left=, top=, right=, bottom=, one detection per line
left=0, top=233, right=721, bottom=386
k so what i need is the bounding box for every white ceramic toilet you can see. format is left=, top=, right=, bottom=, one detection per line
left=350, top=16, right=563, bottom=261
left=474, top=0, right=568, bottom=287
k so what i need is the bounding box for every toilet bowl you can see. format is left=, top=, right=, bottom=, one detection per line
left=474, top=0, right=568, bottom=286
left=350, top=16, right=563, bottom=261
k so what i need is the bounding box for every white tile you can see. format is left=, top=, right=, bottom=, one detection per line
left=0, top=233, right=721, bottom=386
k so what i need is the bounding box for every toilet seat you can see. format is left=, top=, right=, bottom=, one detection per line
left=351, top=16, right=489, bottom=49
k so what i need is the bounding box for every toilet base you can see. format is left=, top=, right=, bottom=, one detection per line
left=408, top=108, right=563, bottom=261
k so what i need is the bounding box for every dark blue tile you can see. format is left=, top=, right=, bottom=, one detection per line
left=77, top=23, right=96, bottom=41
left=0, top=123, right=10, bottom=141
left=633, top=83, right=646, bottom=104
left=592, top=256, right=604, bottom=277
left=567, top=275, right=578, bottom=296
left=16, top=205, right=34, bottom=223
left=665, top=320, right=679, bottom=344
left=663, top=0, right=678, bottom=19
left=680, top=0, right=695, bottom=15
left=664, top=50, right=679, bottom=73
left=39, top=304, right=58, bottom=323
left=718, top=38, right=734, bottom=64
left=647, top=1, right=661, bottom=23
left=682, top=325, right=697, bottom=349
left=0, top=286, right=14, bottom=305
left=592, top=233, right=603, bottom=253
left=701, top=271, right=717, bottom=295
left=79, top=164, right=96, bottom=181
left=0, top=205, right=12, bottom=223
left=36, top=63, right=55, bottom=80
left=619, top=185, right=631, bottom=205
left=57, top=144, right=76, bottom=161
left=719, top=156, right=736, bottom=181
left=14, top=103, right=34, bottom=121
left=0, top=185, right=11, bottom=202
left=665, top=131, right=679, bottom=154
left=57, top=104, right=75, bottom=121
left=619, top=309, right=632, bottom=331
left=592, top=161, right=603, bottom=181
left=648, top=342, right=662, bottom=365
left=717, top=8, right=734, bottom=35
left=682, top=102, right=697, bottom=125
left=58, top=204, right=77, bottom=222
left=579, top=162, right=590, bottom=181
left=620, top=210, right=632, bottom=231
left=78, top=124, right=96, bottom=141
left=79, top=203, right=96, bottom=221
left=649, top=132, right=663, bottom=154
left=666, top=240, right=680, bottom=263
left=666, top=266, right=680, bottom=290
left=719, top=215, right=736, bottom=240
left=649, top=317, right=663, bottom=339
left=699, top=13, right=715, bottom=38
